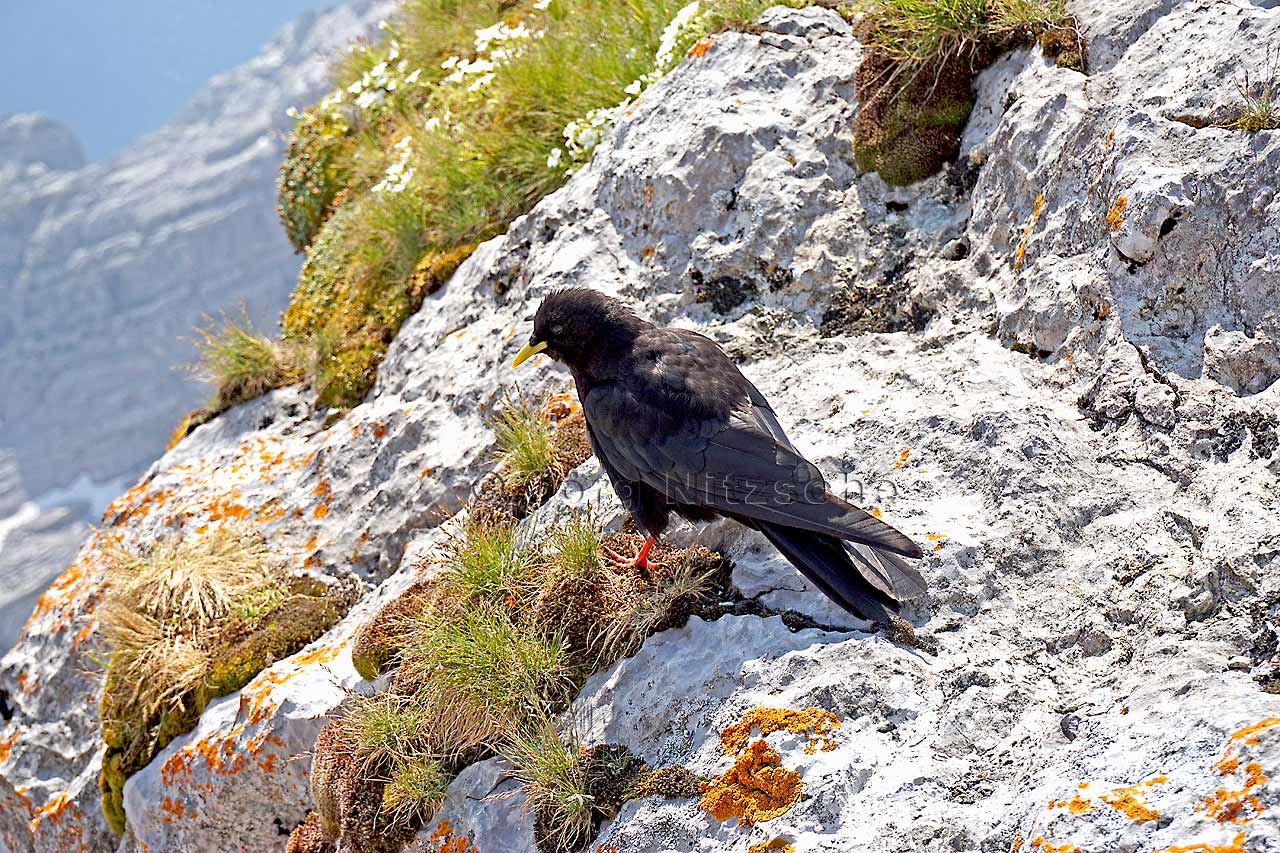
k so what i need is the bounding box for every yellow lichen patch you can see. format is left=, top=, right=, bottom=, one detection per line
left=719, top=707, right=841, bottom=756
left=749, top=840, right=796, bottom=853
left=1106, top=195, right=1128, bottom=231
left=1048, top=792, right=1094, bottom=814
left=1154, top=833, right=1248, bottom=853
left=1099, top=774, right=1166, bottom=822
left=700, top=739, right=803, bottom=825
left=1014, top=192, right=1046, bottom=271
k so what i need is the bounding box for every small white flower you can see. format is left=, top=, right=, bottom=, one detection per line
left=546, top=147, right=563, bottom=168
left=377, top=19, right=389, bottom=29
left=424, top=115, right=442, bottom=131
left=405, top=68, right=422, bottom=85
left=534, top=0, right=552, bottom=8
left=442, top=55, right=460, bottom=69
left=371, top=61, right=388, bottom=78
left=347, top=79, right=364, bottom=94
left=624, top=80, right=642, bottom=96
left=286, top=106, right=299, bottom=118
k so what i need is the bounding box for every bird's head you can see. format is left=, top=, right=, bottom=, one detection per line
left=511, top=288, right=647, bottom=372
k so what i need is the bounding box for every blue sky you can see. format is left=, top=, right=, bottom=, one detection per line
left=0, top=1, right=341, bottom=161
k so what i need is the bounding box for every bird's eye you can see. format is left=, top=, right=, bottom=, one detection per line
left=551, top=324, right=564, bottom=336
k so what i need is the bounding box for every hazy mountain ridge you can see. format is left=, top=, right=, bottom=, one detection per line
left=0, top=1, right=396, bottom=651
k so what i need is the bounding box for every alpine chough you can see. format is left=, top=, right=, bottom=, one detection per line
left=511, top=287, right=926, bottom=623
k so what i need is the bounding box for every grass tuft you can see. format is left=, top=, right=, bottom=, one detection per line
left=1225, top=65, right=1280, bottom=132
left=489, top=391, right=559, bottom=489
left=502, top=713, right=595, bottom=853
left=440, top=519, right=529, bottom=602
left=546, top=510, right=602, bottom=581
left=400, top=604, right=571, bottom=723
left=381, top=758, right=451, bottom=832
left=192, top=310, right=302, bottom=412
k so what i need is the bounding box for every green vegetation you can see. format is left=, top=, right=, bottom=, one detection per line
left=264, top=0, right=797, bottom=412
left=400, top=604, right=572, bottom=721
left=1226, top=69, right=1279, bottom=132
left=490, top=391, right=559, bottom=489
left=503, top=714, right=594, bottom=853
left=546, top=510, right=603, bottom=580
left=440, top=519, right=530, bottom=602
left=193, top=311, right=302, bottom=413
left=472, top=393, right=594, bottom=527
left=98, top=526, right=353, bottom=834
left=277, top=110, right=356, bottom=252
left=305, top=510, right=730, bottom=851
left=853, top=0, right=1084, bottom=185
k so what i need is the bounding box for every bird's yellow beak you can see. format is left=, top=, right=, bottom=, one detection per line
left=511, top=340, right=548, bottom=368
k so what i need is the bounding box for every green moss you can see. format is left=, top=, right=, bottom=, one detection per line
left=352, top=580, right=441, bottom=681
left=852, top=2, right=1087, bottom=186
left=277, top=111, right=356, bottom=253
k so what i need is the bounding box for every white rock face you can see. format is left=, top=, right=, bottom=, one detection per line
left=0, top=0, right=398, bottom=667
left=1, top=2, right=1278, bottom=853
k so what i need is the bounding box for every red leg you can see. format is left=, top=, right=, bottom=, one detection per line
left=603, top=533, right=659, bottom=571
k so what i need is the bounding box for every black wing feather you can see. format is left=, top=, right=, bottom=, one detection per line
left=582, top=328, right=925, bottom=568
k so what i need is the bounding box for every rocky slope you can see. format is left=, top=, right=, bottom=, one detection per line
left=0, top=1, right=396, bottom=651
left=2, top=0, right=1279, bottom=851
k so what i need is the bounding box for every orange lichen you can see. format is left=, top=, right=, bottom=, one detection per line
left=1200, top=761, right=1266, bottom=824
left=1105, top=129, right=1115, bottom=148
left=688, top=36, right=714, bottom=57
left=749, top=840, right=796, bottom=853
left=1048, top=793, right=1094, bottom=814
left=1106, top=195, right=1128, bottom=231
left=719, top=707, right=841, bottom=756
left=871, top=506, right=883, bottom=518
left=424, top=819, right=478, bottom=853
left=642, top=244, right=655, bottom=261
left=1198, top=717, right=1280, bottom=825
left=1011, top=833, right=1024, bottom=851
left=160, top=795, right=187, bottom=821
left=644, top=185, right=653, bottom=204
left=1154, top=833, right=1248, bottom=853
left=1014, top=192, right=1046, bottom=270
left=700, top=739, right=802, bottom=825
left=1099, top=774, right=1166, bottom=822
left=895, top=447, right=912, bottom=469
left=1029, top=839, right=1080, bottom=853
left=0, top=728, right=18, bottom=765
left=313, top=503, right=330, bottom=518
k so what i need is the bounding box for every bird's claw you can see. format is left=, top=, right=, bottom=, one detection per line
left=602, top=536, right=663, bottom=573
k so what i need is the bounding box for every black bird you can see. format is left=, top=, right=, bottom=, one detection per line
left=511, top=288, right=926, bottom=623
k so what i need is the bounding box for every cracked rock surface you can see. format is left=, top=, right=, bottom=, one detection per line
left=1, top=2, right=1278, bottom=852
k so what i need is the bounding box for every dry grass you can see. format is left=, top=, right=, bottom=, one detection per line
left=100, top=527, right=282, bottom=720
left=1225, top=65, right=1280, bottom=132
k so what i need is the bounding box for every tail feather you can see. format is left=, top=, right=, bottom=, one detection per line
left=754, top=521, right=917, bottom=624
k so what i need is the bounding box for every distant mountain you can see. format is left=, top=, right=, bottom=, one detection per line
left=0, top=0, right=396, bottom=651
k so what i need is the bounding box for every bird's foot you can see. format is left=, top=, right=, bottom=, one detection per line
left=602, top=534, right=663, bottom=575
